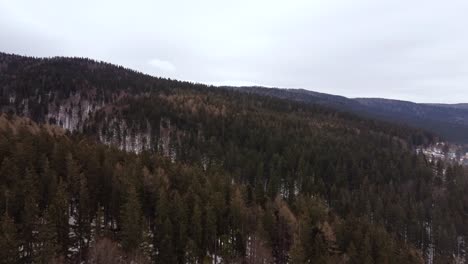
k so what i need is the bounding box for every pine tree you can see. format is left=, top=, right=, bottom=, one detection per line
left=347, top=241, right=358, bottom=264
left=39, top=157, right=56, bottom=210
left=35, top=210, right=58, bottom=264
left=66, top=153, right=80, bottom=199
left=267, top=166, right=281, bottom=199
left=20, top=169, right=40, bottom=262
left=184, top=239, right=198, bottom=264
left=230, top=188, right=247, bottom=256
left=311, top=233, right=329, bottom=264
left=0, top=157, right=18, bottom=189
left=94, top=204, right=105, bottom=238
left=0, top=212, right=19, bottom=264
left=358, top=234, right=373, bottom=264
left=159, top=217, right=175, bottom=263
left=120, top=185, right=143, bottom=253
left=153, top=187, right=169, bottom=256
left=49, top=179, right=70, bottom=259
left=289, top=236, right=306, bottom=264
left=190, top=202, right=203, bottom=260
left=77, top=175, right=91, bottom=261
left=204, top=204, right=217, bottom=256
left=172, top=192, right=188, bottom=263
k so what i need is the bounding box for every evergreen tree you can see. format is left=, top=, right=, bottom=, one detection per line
left=0, top=212, right=18, bottom=264
left=172, top=192, right=188, bottom=263
left=204, top=204, right=217, bottom=256
left=35, top=210, right=58, bottom=264
left=347, top=241, right=358, bottom=264
left=0, top=157, right=18, bottom=189
left=184, top=239, right=199, bottom=264
left=66, top=153, right=80, bottom=199
left=76, top=175, right=91, bottom=260
left=289, top=236, right=306, bottom=264
left=159, top=217, right=175, bottom=263
left=94, top=204, right=105, bottom=238
left=190, top=202, right=203, bottom=260
left=48, top=179, right=70, bottom=259
left=120, top=184, right=143, bottom=253
left=20, top=169, right=40, bottom=262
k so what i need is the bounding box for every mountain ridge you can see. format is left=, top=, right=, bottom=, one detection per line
left=230, top=86, right=468, bottom=143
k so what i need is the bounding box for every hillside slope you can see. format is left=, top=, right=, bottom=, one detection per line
left=233, top=86, right=468, bottom=143
left=1, top=52, right=467, bottom=263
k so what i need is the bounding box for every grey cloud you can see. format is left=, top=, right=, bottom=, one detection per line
left=0, top=0, right=467, bottom=103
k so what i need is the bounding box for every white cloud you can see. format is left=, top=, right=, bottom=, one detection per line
left=148, top=58, right=176, bottom=72
left=207, top=80, right=272, bottom=87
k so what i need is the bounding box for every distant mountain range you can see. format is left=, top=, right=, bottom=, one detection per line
left=229, top=86, right=468, bottom=144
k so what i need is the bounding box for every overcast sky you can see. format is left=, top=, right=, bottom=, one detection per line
left=1, top=0, right=467, bottom=103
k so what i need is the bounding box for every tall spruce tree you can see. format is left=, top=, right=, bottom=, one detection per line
left=120, top=184, right=143, bottom=253
left=0, top=212, right=18, bottom=264
left=20, top=169, right=40, bottom=262
left=49, top=179, right=70, bottom=259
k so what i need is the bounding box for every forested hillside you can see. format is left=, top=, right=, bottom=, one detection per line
left=231, top=86, right=468, bottom=144
left=1, top=52, right=468, bottom=263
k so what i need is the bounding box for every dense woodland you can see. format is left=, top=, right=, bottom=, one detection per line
left=1, top=52, right=468, bottom=263
left=230, top=86, right=468, bottom=144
